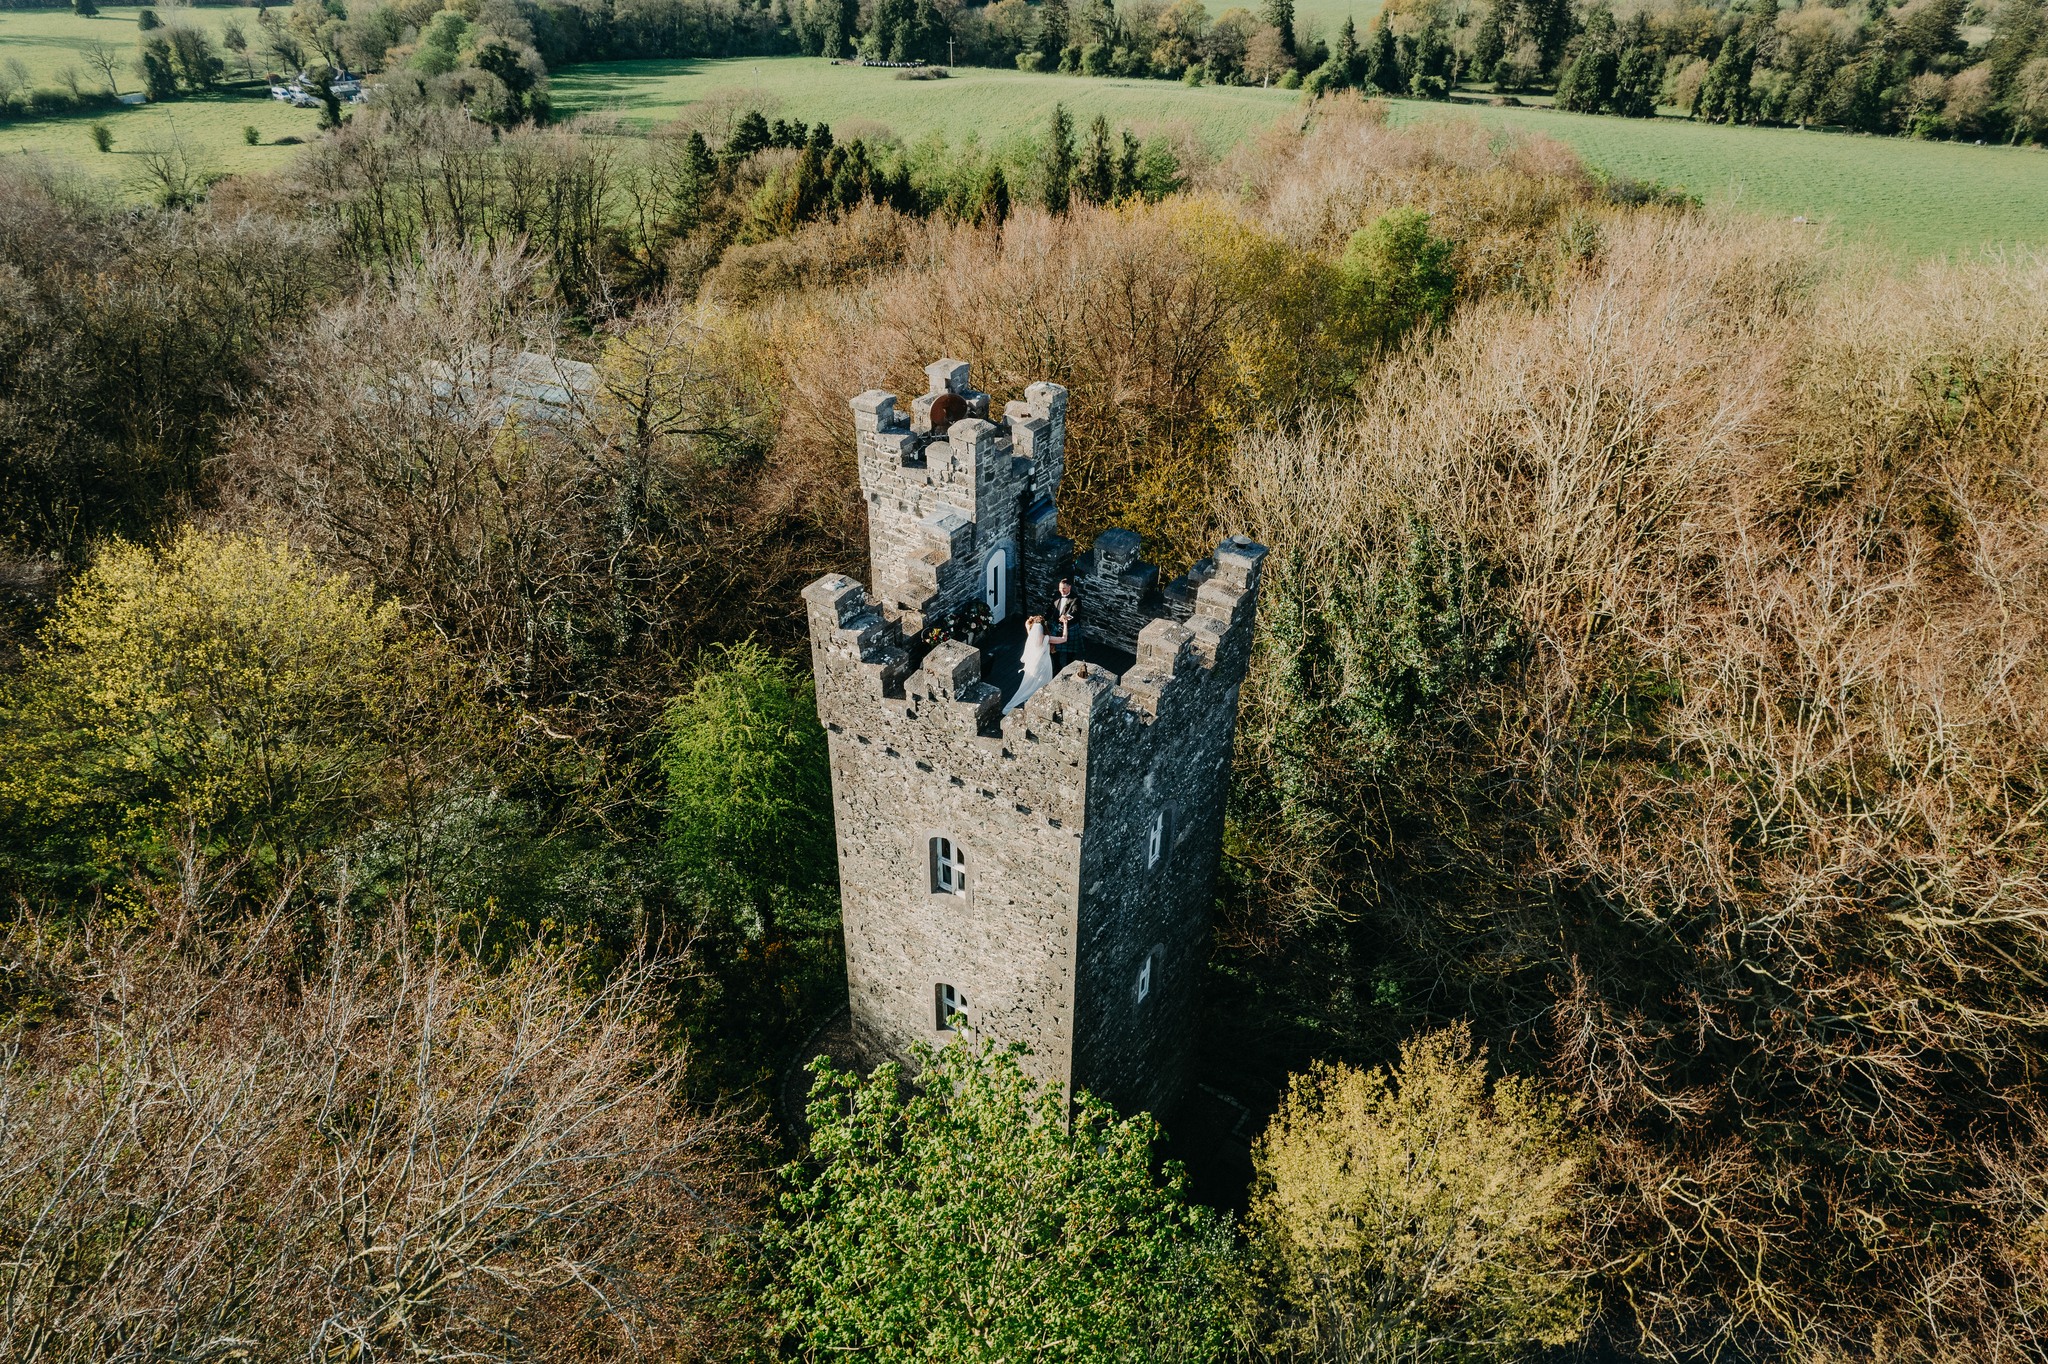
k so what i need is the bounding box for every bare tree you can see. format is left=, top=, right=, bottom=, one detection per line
left=82, top=40, right=121, bottom=95
left=0, top=888, right=762, bottom=1362
left=131, top=127, right=217, bottom=208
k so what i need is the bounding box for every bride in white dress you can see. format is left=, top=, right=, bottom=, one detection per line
left=1005, top=615, right=1055, bottom=714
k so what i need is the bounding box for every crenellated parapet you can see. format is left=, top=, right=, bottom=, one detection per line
left=805, top=529, right=1265, bottom=753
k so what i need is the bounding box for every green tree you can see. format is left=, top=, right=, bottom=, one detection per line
left=1695, top=32, right=1757, bottom=122
left=1077, top=111, right=1116, bottom=203
left=1333, top=207, right=1458, bottom=356
left=1115, top=128, right=1141, bottom=198
left=1133, top=135, right=1185, bottom=199
left=726, top=107, right=772, bottom=165
left=1040, top=0, right=1071, bottom=55
left=1336, top=13, right=1364, bottom=79
left=658, top=641, right=832, bottom=941
left=0, top=531, right=465, bottom=899
left=137, top=7, right=159, bottom=29
left=472, top=37, right=541, bottom=124
left=1249, top=1024, right=1592, bottom=1362
left=1041, top=101, right=1076, bottom=212
left=409, top=9, right=469, bottom=76
left=166, top=25, right=225, bottom=90
left=771, top=1038, right=1246, bottom=1362
left=137, top=34, right=178, bottom=101
left=73, top=0, right=99, bottom=18
left=1554, top=8, right=1618, bottom=112
left=1611, top=19, right=1662, bottom=117
left=1263, top=0, right=1295, bottom=57
left=969, top=160, right=1011, bottom=226
left=1407, top=22, right=1455, bottom=98
left=90, top=121, right=112, bottom=152
left=1365, top=20, right=1400, bottom=91
left=1472, top=4, right=1504, bottom=81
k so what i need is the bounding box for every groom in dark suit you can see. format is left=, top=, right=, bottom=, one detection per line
left=1050, top=577, right=1081, bottom=670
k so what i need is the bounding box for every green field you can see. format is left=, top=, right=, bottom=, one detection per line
left=1398, top=99, right=2048, bottom=261
left=555, top=56, right=2048, bottom=260
left=0, top=5, right=267, bottom=87
left=6, top=1, right=2044, bottom=260
left=1, top=90, right=324, bottom=188
left=553, top=58, right=1298, bottom=154
left=0, top=5, right=321, bottom=194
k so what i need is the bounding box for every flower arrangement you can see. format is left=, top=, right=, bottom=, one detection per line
left=919, top=601, right=992, bottom=649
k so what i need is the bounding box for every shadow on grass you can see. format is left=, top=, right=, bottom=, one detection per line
left=551, top=57, right=716, bottom=98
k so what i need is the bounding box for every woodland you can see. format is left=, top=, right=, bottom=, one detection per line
left=3, top=84, right=2048, bottom=1363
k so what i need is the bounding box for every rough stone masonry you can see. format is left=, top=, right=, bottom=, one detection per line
left=804, top=358, right=1267, bottom=1115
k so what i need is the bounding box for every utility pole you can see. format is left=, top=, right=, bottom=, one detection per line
left=949, top=38, right=955, bottom=68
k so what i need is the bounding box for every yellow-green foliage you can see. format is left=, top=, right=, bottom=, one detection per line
left=1249, top=1023, right=1591, bottom=1362
left=0, top=529, right=463, bottom=896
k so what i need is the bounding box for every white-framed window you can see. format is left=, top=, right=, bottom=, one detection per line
left=1134, top=945, right=1164, bottom=1008
left=929, top=835, right=967, bottom=895
left=984, top=547, right=1009, bottom=624
left=935, top=982, right=968, bottom=1031
left=1147, top=807, right=1175, bottom=869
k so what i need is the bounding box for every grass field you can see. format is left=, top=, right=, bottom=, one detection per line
left=0, top=5, right=321, bottom=195
left=1, top=91, right=324, bottom=189
left=6, top=3, right=2043, bottom=259
left=0, top=5, right=267, bottom=88
left=553, top=58, right=1298, bottom=156
left=554, top=56, right=2048, bottom=260
left=1398, top=100, right=2048, bottom=260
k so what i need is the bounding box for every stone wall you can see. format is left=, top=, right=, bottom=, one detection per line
left=1066, top=538, right=1266, bottom=1114
left=806, top=575, right=1099, bottom=1094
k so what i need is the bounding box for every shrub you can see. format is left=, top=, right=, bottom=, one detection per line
left=89, top=120, right=111, bottom=152
left=0, top=910, right=760, bottom=1359
left=0, top=530, right=469, bottom=901
left=1249, top=1024, right=1592, bottom=1361
left=658, top=639, right=834, bottom=934
left=243, top=123, right=259, bottom=145
left=770, top=1038, right=1247, bottom=1361
left=1332, top=206, right=1458, bottom=353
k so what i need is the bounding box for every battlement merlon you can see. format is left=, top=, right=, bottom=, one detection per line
left=1095, top=535, right=1268, bottom=723
left=1186, top=536, right=1267, bottom=671
left=803, top=574, right=913, bottom=723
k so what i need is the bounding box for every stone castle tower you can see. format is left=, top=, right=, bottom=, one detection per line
left=802, top=359, right=1266, bottom=1115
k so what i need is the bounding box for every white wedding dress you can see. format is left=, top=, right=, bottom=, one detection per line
left=1005, top=622, right=1055, bottom=713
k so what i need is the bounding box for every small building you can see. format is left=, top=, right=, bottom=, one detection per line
left=802, top=358, right=1266, bottom=1116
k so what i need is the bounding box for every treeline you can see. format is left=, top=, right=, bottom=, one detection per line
left=281, top=100, right=1184, bottom=299
left=52, top=0, right=2038, bottom=143
left=1497, top=0, right=2048, bottom=139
